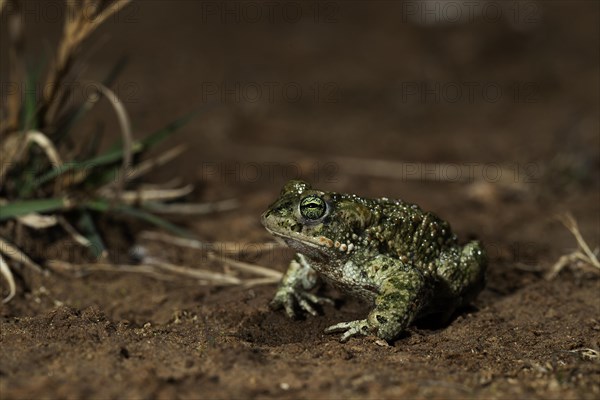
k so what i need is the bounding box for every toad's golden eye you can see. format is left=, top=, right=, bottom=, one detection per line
left=299, top=195, right=327, bottom=220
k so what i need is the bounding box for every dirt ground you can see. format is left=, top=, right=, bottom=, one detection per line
left=1, top=1, right=599, bottom=399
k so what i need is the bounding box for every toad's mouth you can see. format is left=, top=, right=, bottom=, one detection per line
left=263, top=227, right=333, bottom=250
left=263, top=227, right=334, bottom=260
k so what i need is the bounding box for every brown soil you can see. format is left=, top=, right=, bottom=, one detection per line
left=1, top=1, right=599, bottom=399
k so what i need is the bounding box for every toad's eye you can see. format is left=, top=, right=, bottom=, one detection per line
left=299, top=195, right=327, bottom=220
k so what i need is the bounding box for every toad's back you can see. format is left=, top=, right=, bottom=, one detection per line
left=262, top=180, right=487, bottom=342
left=357, top=198, right=459, bottom=269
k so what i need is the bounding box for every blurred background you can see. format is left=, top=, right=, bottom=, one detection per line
left=1, top=1, right=599, bottom=398
left=4, top=1, right=598, bottom=197
left=68, top=0, right=600, bottom=247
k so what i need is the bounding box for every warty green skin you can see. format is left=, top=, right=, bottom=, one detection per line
left=261, top=180, right=487, bottom=342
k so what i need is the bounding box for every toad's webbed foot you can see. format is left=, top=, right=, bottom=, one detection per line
left=324, top=319, right=371, bottom=342
left=270, top=253, right=333, bottom=318
left=270, top=286, right=334, bottom=318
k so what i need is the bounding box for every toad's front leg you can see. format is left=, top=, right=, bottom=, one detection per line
left=271, top=253, right=334, bottom=318
left=326, top=258, right=428, bottom=342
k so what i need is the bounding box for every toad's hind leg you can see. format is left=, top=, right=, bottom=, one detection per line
left=434, top=241, right=487, bottom=313
left=367, top=266, right=429, bottom=341
left=326, top=257, right=429, bottom=342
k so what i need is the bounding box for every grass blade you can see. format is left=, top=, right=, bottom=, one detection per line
left=0, top=198, right=69, bottom=221
left=53, top=56, right=129, bottom=143
left=22, top=71, right=39, bottom=130
left=24, top=111, right=197, bottom=195
left=85, top=200, right=194, bottom=239
left=77, top=211, right=107, bottom=259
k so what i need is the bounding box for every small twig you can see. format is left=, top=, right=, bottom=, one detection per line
left=138, top=230, right=210, bottom=249
left=143, top=198, right=239, bottom=215
left=47, top=260, right=175, bottom=281
left=547, top=255, right=572, bottom=280
left=100, top=185, right=195, bottom=204
left=44, top=236, right=283, bottom=287
left=135, top=232, right=283, bottom=284
left=208, top=253, right=283, bottom=280
left=89, top=0, right=131, bottom=32
left=47, top=259, right=246, bottom=286
left=143, top=257, right=242, bottom=285
left=57, top=215, right=92, bottom=248
left=0, top=254, right=16, bottom=304
left=139, top=230, right=284, bottom=255
left=242, top=277, right=283, bottom=287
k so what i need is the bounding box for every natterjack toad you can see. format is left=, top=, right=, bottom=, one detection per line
left=261, top=180, right=487, bottom=342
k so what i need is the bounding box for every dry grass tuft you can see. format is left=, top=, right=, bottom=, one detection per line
left=41, top=0, right=132, bottom=127
left=0, top=1, right=234, bottom=302
left=546, top=213, right=600, bottom=279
